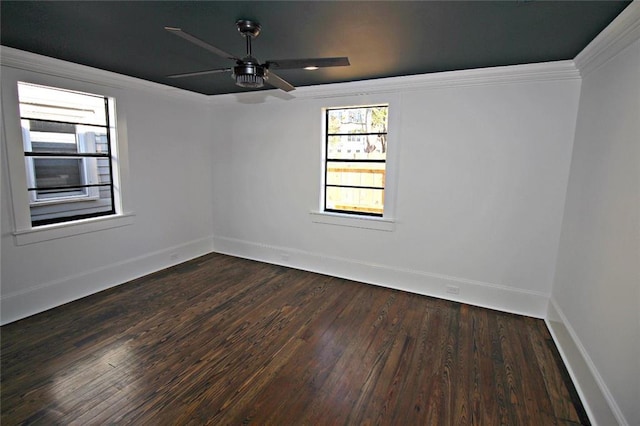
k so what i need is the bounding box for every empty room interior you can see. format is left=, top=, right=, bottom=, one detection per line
left=1, top=1, right=638, bottom=425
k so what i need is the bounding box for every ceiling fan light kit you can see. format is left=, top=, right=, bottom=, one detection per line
left=234, top=64, right=265, bottom=88
left=165, top=19, right=350, bottom=92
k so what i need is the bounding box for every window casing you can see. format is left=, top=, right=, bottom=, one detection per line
left=18, top=82, right=116, bottom=227
left=324, top=105, right=389, bottom=216
left=2, top=50, right=134, bottom=246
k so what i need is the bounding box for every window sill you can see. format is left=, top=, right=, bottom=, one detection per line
left=13, top=212, right=135, bottom=245
left=309, top=211, right=395, bottom=231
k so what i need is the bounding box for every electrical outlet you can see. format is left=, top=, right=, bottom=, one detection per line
left=279, top=252, right=290, bottom=261
left=445, top=285, right=460, bottom=295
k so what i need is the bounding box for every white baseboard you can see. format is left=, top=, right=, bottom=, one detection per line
left=546, top=299, right=626, bottom=426
left=0, top=236, right=214, bottom=325
left=212, top=236, right=549, bottom=318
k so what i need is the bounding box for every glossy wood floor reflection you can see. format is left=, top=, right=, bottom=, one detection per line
left=1, top=253, right=588, bottom=425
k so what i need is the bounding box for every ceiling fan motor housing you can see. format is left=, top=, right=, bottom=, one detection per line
left=233, top=61, right=266, bottom=88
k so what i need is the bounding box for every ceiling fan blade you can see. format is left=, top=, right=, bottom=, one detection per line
left=165, top=27, right=240, bottom=61
left=266, top=71, right=295, bottom=92
left=266, top=57, right=350, bottom=70
left=167, top=68, right=231, bottom=78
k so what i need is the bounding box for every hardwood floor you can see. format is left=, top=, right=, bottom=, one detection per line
left=1, top=253, right=588, bottom=425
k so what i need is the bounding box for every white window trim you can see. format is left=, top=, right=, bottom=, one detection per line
left=1, top=67, right=134, bottom=245
left=13, top=213, right=136, bottom=245
left=311, top=95, right=401, bottom=230
left=309, top=210, right=395, bottom=231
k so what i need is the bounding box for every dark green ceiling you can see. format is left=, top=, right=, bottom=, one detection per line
left=0, top=1, right=631, bottom=96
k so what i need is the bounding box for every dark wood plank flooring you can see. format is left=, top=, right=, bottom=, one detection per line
left=1, top=253, right=589, bottom=425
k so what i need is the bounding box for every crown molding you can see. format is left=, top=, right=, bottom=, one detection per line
left=1, top=45, right=580, bottom=108
left=298, top=61, right=581, bottom=99
left=0, top=46, right=210, bottom=104
left=209, top=60, right=580, bottom=106
left=575, top=1, right=640, bottom=78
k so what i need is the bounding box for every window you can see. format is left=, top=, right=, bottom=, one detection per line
left=324, top=105, right=389, bottom=216
left=18, top=82, right=116, bottom=226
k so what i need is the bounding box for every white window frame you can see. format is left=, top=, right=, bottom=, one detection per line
left=310, top=94, right=400, bottom=231
left=1, top=68, right=134, bottom=245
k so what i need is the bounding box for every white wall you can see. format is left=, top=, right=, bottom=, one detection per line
left=1, top=51, right=215, bottom=324
left=210, top=66, right=581, bottom=318
left=549, top=35, right=640, bottom=426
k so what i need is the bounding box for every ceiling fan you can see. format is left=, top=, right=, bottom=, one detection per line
left=165, top=20, right=350, bottom=92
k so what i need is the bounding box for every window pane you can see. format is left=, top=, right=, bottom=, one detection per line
left=18, top=82, right=116, bottom=226
left=327, top=106, right=388, bottom=135
left=326, top=187, right=384, bottom=215
left=327, top=135, right=386, bottom=160
left=326, top=161, right=385, bottom=188
left=24, top=120, right=109, bottom=155
left=30, top=195, right=114, bottom=225
left=18, top=83, right=107, bottom=126
left=324, top=105, right=388, bottom=216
